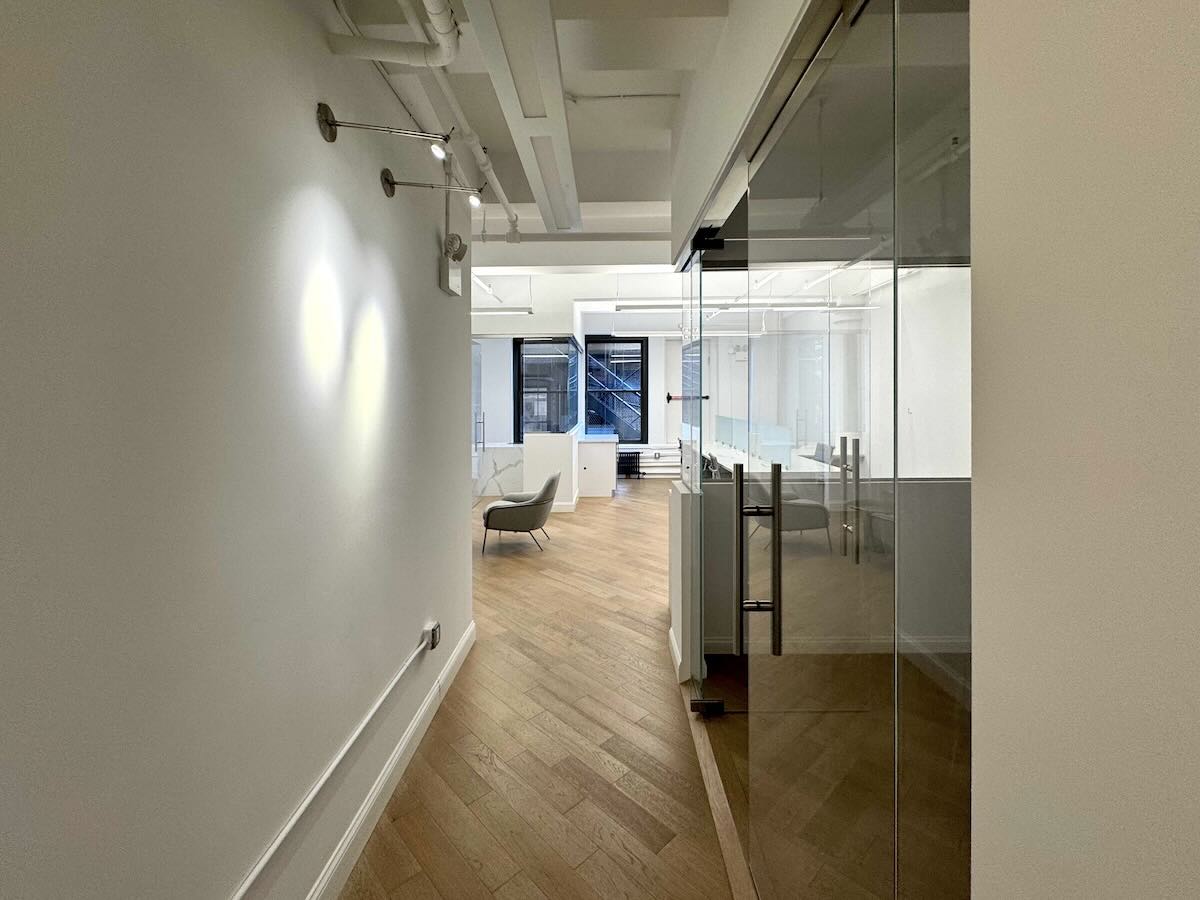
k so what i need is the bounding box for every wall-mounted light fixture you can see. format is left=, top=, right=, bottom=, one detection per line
left=379, top=168, right=484, bottom=203
left=317, top=102, right=450, bottom=156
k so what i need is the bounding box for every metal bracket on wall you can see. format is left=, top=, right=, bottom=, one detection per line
left=316, top=102, right=449, bottom=145
left=380, top=168, right=485, bottom=201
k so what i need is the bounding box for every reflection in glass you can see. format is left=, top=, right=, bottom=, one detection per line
left=515, top=337, right=580, bottom=438
left=585, top=337, right=646, bottom=442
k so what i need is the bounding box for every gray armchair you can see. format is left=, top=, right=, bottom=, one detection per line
left=482, top=472, right=560, bottom=554
left=749, top=480, right=832, bottom=552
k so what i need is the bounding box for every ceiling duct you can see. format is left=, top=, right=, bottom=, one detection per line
left=328, top=0, right=459, bottom=67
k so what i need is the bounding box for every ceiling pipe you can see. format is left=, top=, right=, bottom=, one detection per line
left=395, top=0, right=521, bottom=241
left=328, top=0, right=459, bottom=67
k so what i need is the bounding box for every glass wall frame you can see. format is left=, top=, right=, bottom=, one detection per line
left=512, top=336, right=581, bottom=441
left=584, top=335, right=649, bottom=443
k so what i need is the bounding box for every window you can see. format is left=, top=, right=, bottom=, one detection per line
left=585, top=336, right=648, bottom=444
left=513, top=337, right=580, bottom=441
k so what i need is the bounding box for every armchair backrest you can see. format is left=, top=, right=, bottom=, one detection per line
left=533, top=472, right=561, bottom=506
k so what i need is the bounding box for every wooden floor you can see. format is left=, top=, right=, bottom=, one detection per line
left=339, top=479, right=732, bottom=900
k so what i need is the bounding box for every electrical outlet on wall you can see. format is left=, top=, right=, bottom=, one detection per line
left=423, top=621, right=441, bottom=651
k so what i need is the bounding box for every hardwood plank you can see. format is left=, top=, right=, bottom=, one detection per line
left=391, top=872, right=443, bottom=900
left=417, top=735, right=492, bottom=806
left=576, top=850, right=656, bottom=900
left=472, top=792, right=603, bottom=900
left=601, top=734, right=705, bottom=812
left=528, top=685, right=614, bottom=745
left=565, top=799, right=708, bottom=900
left=507, top=750, right=585, bottom=814
left=575, top=695, right=699, bottom=777
left=456, top=667, right=545, bottom=721
left=360, top=816, right=421, bottom=894
left=453, top=732, right=596, bottom=866
left=493, top=871, right=550, bottom=900
left=530, top=710, right=630, bottom=783
left=554, top=755, right=675, bottom=853
left=441, top=691, right=525, bottom=761
left=337, top=856, right=387, bottom=900
left=391, top=803, right=492, bottom=900
left=404, top=754, right=519, bottom=890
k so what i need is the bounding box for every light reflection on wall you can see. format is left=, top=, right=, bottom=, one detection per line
left=347, top=300, right=388, bottom=448
left=300, top=259, right=346, bottom=395
left=283, top=188, right=398, bottom=497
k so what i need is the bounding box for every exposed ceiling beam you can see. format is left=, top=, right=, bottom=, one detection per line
left=463, top=0, right=582, bottom=232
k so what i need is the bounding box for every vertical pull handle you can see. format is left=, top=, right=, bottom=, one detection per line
left=852, top=438, right=861, bottom=564
left=733, top=463, right=745, bottom=656
left=769, top=463, right=782, bottom=656
left=840, top=435, right=849, bottom=557
left=734, top=463, right=783, bottom=657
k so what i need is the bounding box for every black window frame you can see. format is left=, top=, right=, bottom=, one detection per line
left=584, top=334, right=649, bottom=445
left=512, top=336, right=581, bottom=443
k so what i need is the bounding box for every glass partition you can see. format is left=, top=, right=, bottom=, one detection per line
left=683, top=3, right=970, bottom=895
left=744, top=1, right=897, bottom=895
left=584, top=336, right=647, bottom=442
left=514, top=336, right=580, bottom=439
left=894, top=0, right=971, bottom=895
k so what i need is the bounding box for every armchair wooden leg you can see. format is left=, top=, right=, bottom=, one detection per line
left=529, top=531, right=544, bottom=551
left=540, top=528, right=550, bottom=541
left=482, top=529, right=488, bottom=555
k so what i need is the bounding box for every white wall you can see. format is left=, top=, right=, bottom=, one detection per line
left=898, top=267, right=971, bottom=478
left=476, top=337, right=514, bottom=445
left=523, top=431, right=579, bottom=512
left=0, top=2, right=473, bottom=897
left=662, top=338, right=683, bottom=446
left=972, top=3, right=1200, bottom=896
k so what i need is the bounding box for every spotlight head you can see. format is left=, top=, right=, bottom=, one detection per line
left=468, top=193, right=482, bottom=209
left=430, top=142, right=447, bottom=160
left=444, top=233, right=468, bottom=263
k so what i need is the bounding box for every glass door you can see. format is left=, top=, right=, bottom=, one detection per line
left=743, top=2, right=897, bottom=896
left=686, top=2, right=970, bottom=894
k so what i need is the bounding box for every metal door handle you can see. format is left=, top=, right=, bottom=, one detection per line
left=840, top=436, right=848, bottom=556
left=838, top=435, right=861, bottom=564
left=769, top=463, right=782, bottom=655
left=852, top=437, right=860, bottom=565
left=733, top=462, right=783, bottom=657
left=733, top=463, right=745, bottom=656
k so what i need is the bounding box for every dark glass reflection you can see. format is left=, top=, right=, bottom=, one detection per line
left=585, top=337, right=646, bottom=442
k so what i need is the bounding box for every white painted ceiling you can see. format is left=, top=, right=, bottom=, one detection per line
left=342, top=0, right=727, bottom=236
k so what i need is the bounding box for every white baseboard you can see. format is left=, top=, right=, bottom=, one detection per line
left=668, top=626, right=686, bottom=683
left=551, top=498, right=577, bottom=512
left=306, top=620, right=476, bottom=900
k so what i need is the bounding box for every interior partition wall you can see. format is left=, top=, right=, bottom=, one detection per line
left=685, top=1, right=970, bottom=897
